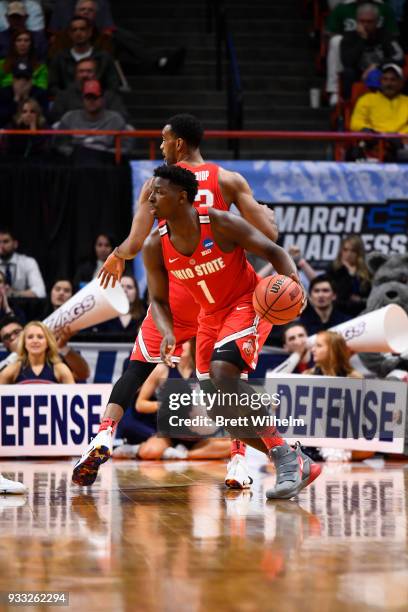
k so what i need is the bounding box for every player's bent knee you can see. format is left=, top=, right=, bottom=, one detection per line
left=109, top=360, right=155, bottom=410
left=209, top=360, right=240, bottom=387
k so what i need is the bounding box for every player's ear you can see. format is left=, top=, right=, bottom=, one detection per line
left=176, top=137, right=183, bottom=151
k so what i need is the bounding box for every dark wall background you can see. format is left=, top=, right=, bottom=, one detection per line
left=0, top=163, right=133, bottom=289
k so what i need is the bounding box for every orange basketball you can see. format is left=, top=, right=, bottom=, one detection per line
left=252, top=274, right=303, bottom=325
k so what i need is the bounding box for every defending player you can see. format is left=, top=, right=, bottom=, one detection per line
left=72, top=115, right=277, bottom=488
left=143, top=165, right=321, bottom=500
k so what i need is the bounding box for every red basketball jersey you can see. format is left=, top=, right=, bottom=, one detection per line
left=159, top=206, right=259, bottom=314
left=167, top=162, right=229, bottom=325
left=177, top=161, right=229, bottom=211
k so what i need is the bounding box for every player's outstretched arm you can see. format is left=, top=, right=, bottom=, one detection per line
left=143, top=232, right=176, bottom=367
left=220, top=169, right=278, bottom=241
left=210, top=208, right=297, bottom=279
left=98, top=179, right=155, bottom=289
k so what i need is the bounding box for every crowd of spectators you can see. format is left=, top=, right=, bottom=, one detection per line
left=0, top=0, right=186, bottom=164
left=315, top=0, right=408, bottom=160
left=0, top=224, right=147, bottom=350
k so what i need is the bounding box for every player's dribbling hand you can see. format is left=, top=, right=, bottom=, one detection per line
left=289, top=272, right=308, bottom=313
left=98, top=250, right=125, bottom=289
left=160, top=334, right=176, bottom=368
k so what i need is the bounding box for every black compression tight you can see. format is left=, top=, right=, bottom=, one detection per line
left=108, top=360, right=156, bottom=410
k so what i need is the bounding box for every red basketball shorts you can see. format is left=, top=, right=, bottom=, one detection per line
left=195, top=296, right=272, bottom=378
left=131, top=307, right=198, bottom=363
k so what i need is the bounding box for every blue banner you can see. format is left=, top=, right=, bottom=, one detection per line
left=131, top=160, right=408, bottom=204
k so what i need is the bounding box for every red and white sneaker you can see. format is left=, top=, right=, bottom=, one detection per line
left=266, top=442, right=321, bottom=500
left=72, top=427, right=113, bottom=486
left=225, top=454, right=253, bottom=489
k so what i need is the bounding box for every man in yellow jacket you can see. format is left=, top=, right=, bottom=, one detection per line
left=350, top=64, right=408, bottom=133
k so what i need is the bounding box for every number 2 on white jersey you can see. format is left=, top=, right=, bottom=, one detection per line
left=197, top=280, right=215, bottom=304
left=195, top=189, right=214, bottom=206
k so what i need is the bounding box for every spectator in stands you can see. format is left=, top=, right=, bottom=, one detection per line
left=50, top=0, right=114, bottom=34
left=0, top=63, right=48, bottom=127
left=305, top=330, right=362, bottom=377
left=287, top=236, right=371, bottom=316
left=326, top=235, right=372, bottom=315
left=1, top=97, right=51, bottom=160
left=0, top=228, right=46, bottom=298
left=350, top=63, right=408, bottom=158
left=49, top=0, right=114, bottom=57
left=0, top=29, right=47, bottom=89
left=49, top=0, right=185, bottom=76
left=49, top=16, right=119, bottom=94
left=97, top=275, right=145, bottom=340
left=0, top=320, right=75, bottom=383
left=325, top=0, right=398, bottom=105
left=73, top=232, right=115, bottom=289
left=54, top=79, right=131, bottom=163
left=0, top=314, right=22, bottom=371
left=351, top=62, right=408, bottom=130
left=340, top=3, right=404, bottom=100
left=300, top=275, right=349, bottom=336
left=302, top=330, right=363, bottom=461
left=287, top=244, right=319, bottom=292
left=42, top=279, right=90, bottom=380
left=0, top=1, right=47, bottom=59
left=277, top=322, right=314, bottom=374
left=0, top=307, right=89, bottom=380
left=0, top=270, right=25, bottom=321
left=49, top=57, right=127, bottom=123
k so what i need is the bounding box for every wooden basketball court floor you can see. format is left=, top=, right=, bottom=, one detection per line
left=0, top=456, right=407, bottom=612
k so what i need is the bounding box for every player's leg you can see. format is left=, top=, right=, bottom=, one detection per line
left=209, top=353, right=321, bottom=499
left=209, top=306, right=321, bottom=499
left=72, top=359, right=156, bottom=486
left=196, top=322, right=256, bottom=488
left=72, top=313, right=194, bottom=486
left=0, top=473, right=27, bottom=494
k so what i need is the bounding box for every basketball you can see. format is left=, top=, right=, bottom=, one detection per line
left=252, top=274, right=303, bottom=324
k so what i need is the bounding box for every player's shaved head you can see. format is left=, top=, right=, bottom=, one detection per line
left=166, top=114, right=204, bottom=148
left=153, top=164, right=198, bottom=204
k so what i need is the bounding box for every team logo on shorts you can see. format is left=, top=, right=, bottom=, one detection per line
left=201, top=238, right=214, bottom=256
left=242, top=338, right=255, bottom=357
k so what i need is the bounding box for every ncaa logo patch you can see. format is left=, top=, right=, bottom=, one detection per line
left=201, top=237, right=214, bottom=256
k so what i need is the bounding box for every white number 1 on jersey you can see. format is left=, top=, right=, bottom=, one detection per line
left=197, top=280, right=215, bottom=304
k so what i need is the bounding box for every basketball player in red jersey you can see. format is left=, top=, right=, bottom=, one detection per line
left=72, top=114, right=277, bottom=488
left=142, top=164, right=321, bottom=500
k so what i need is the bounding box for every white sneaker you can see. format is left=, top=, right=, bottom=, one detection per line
left=162, top=444, right=188, bottom=460
left=319, top=447, right=351, bottom=462
left=112, top=444, right=140, bottom=459
left=225, top=455, right=253, bottom=489
left=72, top=427, right=113, bottom=486
left=0, top=473, right=27, bottom=494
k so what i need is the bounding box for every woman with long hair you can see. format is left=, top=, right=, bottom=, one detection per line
left=2, top=97, right=50, bottom=159
left=303, top=330, right=368, bottom=462
left=305, top=330, right=363, bottom=378
left=286, top=234, right=371, bottom=316
left=0, top=30, right=48, bottom=89
left=328, top=234, right=372, bottom=315
left=73, top=233, right=119, bottom=290
left=0, top=321, right=74, bottom=384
